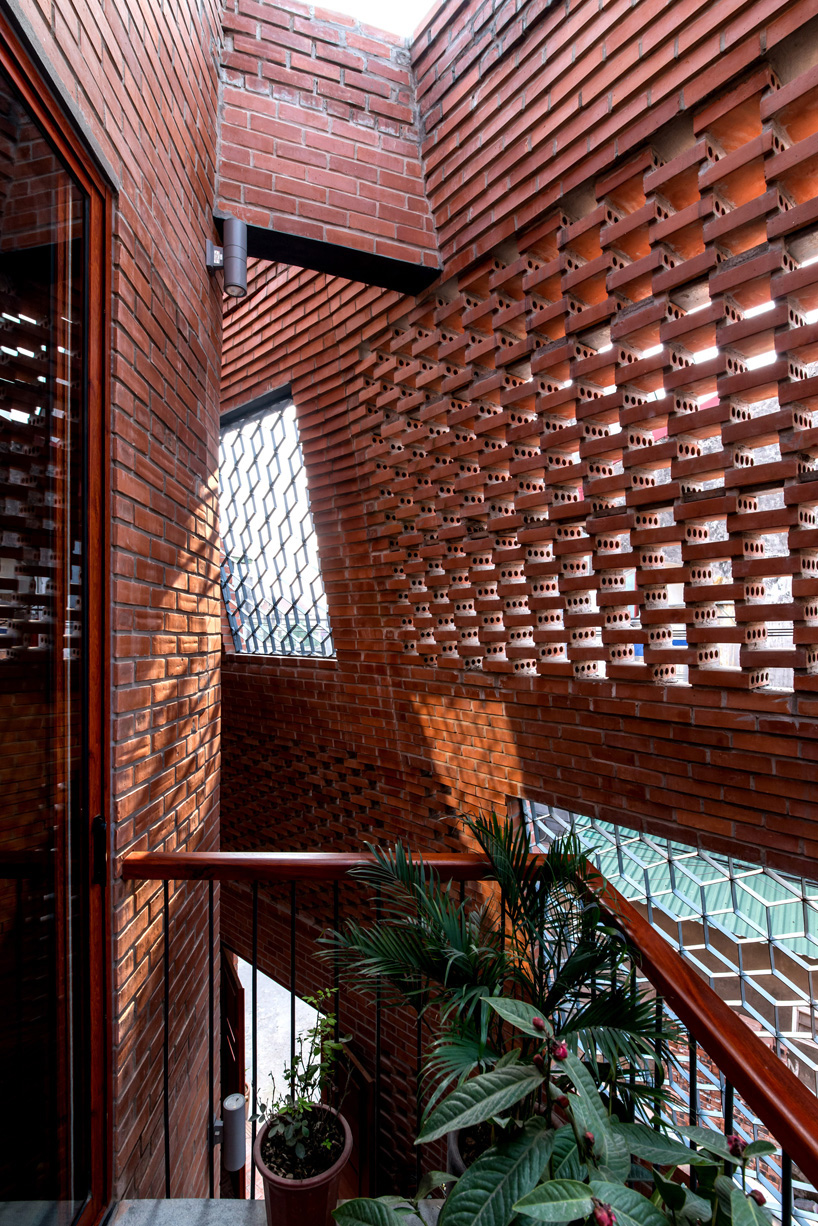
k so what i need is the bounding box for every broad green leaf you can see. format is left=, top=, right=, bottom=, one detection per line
left=678, top=1188, right=713, bottom=1223
left=653, top=1167, right=686, bottom=1212
left=677, top=1126, right=737, bottom=1163
left=513, top=1178, right=594, bottom=1221
left=496, top=1050, right=522, bottom=1069
left=714, top=1176, right=735, bottom=1216
left=439, top=1120, right=554, bottom=1226
left=559, top=1054, right=629, bottom=1181
left=651, top=1167, right=712, bottom=1223
left=744, top=1140, right=778, bottom=1161
left=551, top=1127, right=586, bottom=1181
left=589, top=1181, right=670, bottom=1226
left=558, top=1054, right=612, bottom=1137
left=416, top=1171, right=456, bottom=1201
left=333, top=1198, right=414, bottom=1226
left=417, top=1067, right=545, bottom=1144
left=612, top=1123, right=721, bottom=1168
left=731, top=1187, right=773, bottom=1226
left=487, top=998, right=554, bottom=1038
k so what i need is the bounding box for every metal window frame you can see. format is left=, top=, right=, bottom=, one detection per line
left=219, top=388, right=335, bottom=659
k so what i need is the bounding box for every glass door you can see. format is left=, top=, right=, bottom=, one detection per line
left=0, top=42, right=105, bottom=1226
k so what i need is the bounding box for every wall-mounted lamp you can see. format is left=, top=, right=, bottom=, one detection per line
left=213, top=1092, right=246, bottom=1172
left=206, top=216, right=248, bottom=298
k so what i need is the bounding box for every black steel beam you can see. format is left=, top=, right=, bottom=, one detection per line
left=215, top=214, right=441, bottom=295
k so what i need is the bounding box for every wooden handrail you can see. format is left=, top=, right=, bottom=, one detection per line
left=121, top=848, right=818, bottom=1183
left=120, top=850, right=502, bottom=882
left=586, top=869, right=818, bottom=1186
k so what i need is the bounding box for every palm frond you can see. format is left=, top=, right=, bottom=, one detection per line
left=321, top=812, right=677, bottom=1115
left=420, top=1029, right=500, bottom=1117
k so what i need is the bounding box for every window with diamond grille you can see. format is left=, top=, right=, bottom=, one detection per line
left=219, top=394, right=334, bottom=657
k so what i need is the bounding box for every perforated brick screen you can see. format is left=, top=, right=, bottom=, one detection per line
left=361, top=63, right=818, bottom=693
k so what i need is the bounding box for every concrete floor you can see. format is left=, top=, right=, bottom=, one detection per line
left=112, top=1203, right=266, bottom=1226
left=112, top=1202, right=440, bottom=1225
left=0, top=1206, right=84, bottom=1226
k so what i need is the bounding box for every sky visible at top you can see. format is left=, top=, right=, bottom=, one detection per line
left=323, top=0, right=435, bottom=38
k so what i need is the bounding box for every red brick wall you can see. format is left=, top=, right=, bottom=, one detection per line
left=218, top=0, right=438, bottom=266
left=413, top=0, right=818, bottom=273
left=221, top=5, right=818, bottom=881
left=13, top=0, right=224, bottom=1199
left=217, top=0, right=818, bottom=1197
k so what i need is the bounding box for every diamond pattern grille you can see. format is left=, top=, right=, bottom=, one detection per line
left=525, top=802, right=818, bottom=1222
left=219, top=399, right=334, bottom=657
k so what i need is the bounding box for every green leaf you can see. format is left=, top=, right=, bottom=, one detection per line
left=677, top=1127, right=736, bottom=1164
left=678, top=1188, right=713, bottom=1223
left=714, top=1176, right=735, bottom=1217
left=416, top=1170, right=457, bottom=1201
left=611, top=1123, right=720, bottom=1168
left=417, top=1067, right=545, bottom=1144
left=551, top=1127, right=586, bottom=1181
left=653, top=1167, right=686, bottom=1212
left=439, top=1120, right=554, bottom=1226
left=513, top=1178, right=594, bottom=1221
left=333, top=1198, right=415, bottom=1226
left=731, top=1187, right=773, bottom=1226
left=589, top=1181, right=671, bottom=1226
left=496, top=1050, right=522, bottom=1069
left=486, top=998, right=554, bottom=1039
left=650, top=1167, right=711, bottom=1223
left=744, top=1140, right=778, bottom=1161
left=558, top=1054, right=611, bottom=1135
left=559, top=1054, right=629, bottom=1181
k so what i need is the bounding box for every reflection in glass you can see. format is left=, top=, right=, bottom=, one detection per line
left=0, top=68, right=89, bottom=1225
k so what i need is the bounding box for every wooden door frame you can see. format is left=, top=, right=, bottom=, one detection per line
left=0, top=10, right=112, bottom=1224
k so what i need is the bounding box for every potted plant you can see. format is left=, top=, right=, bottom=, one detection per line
left=253, top=989, right=354, bottom=1226
left=325, top=812, right=674, bottom=1167
left=333, top=1001, right=778, bottom=1226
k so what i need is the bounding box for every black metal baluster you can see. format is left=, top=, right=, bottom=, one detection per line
left=688, top=1034, right=698, bottom=1192
left=333, top=880, right=340, bottom=1043
left=163, top=880, right=171, bottom=1197
left=290, top=881, right=297, bottom=1098
left=628, top=967, right=636, bottom=1123
left=416, top=1011, right=423, bottom=1189
left=208, top=879, right=215, bottom=1199
left=375, top=887, right=382, bottom=1195
left=781, top=1152, right=793, bottom=1226
left=251, top=882, right=258, bottom=1200
left=723, top=1080, right=734, bottom=1178
left=653, top=997, right=663, bottom=1131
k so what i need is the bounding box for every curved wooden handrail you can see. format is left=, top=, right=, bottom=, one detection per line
left=121, top=848, right=818, bottom=1182
left=586, top=868, right=818, bottom=1186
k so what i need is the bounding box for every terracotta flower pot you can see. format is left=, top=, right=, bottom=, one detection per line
left=253, top=1105, right=353, bottom=1226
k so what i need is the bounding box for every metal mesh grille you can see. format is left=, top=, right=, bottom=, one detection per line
left=219, top=399, right=334, bottom=657
left=525, top=802, right=818, bottom=1222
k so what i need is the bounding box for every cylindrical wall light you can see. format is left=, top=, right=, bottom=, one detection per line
left=222, top=1092, right=247, bottom=1172
left=223, top=217, right=248, bottom=298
